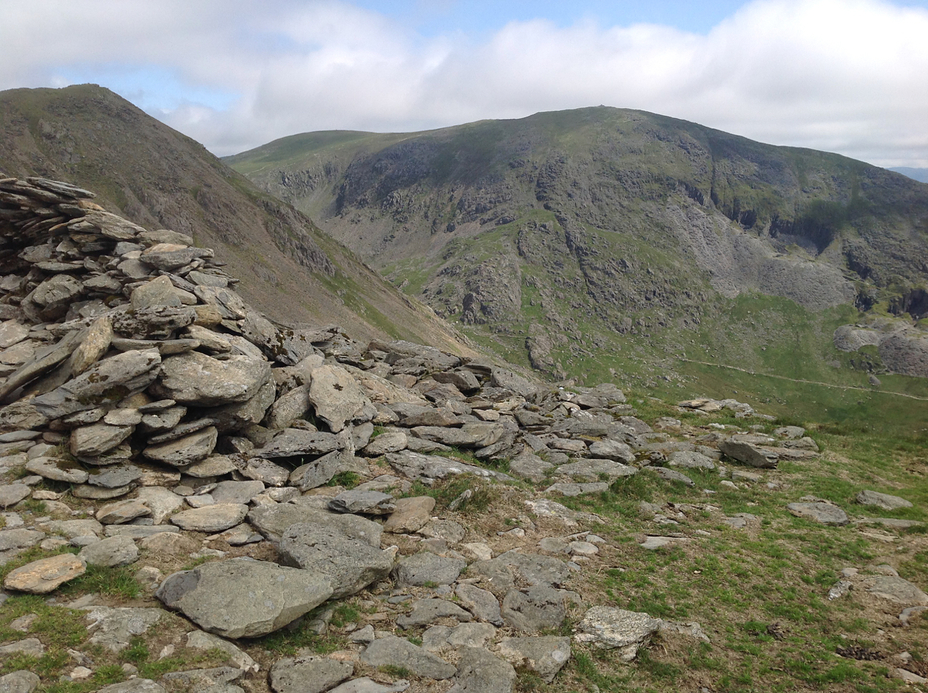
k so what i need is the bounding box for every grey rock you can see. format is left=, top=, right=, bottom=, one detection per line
left=719, top=439, right=778, bottom=469
left=545, top=482, right=609, bottom=497
left=269, top=655, right=353, bottom=693
left=455, top=583, right=503, bottom=625
left=209, top=379, right=277, bottom=434
left=360, top=635, right=456, bottom=680
left=211, top=480, right=266, bottom=505
left=96, top=680, right=165, bottom=693
left=383, top=496, right=436, bottom=534
left=419, top=519, right=467, bottom=543
left=497, top=636, right=571, bottom=683
left=161, top=667, right=243, bottom=690
left=96, top=499, right=151, bottom=524
left=32, top=349, right=161, bottom=419
left=265, top=385, right=309, bottom=430
left=447, top=646, right=516, bottom=693
left=186, top=454, right=237, bottom=478
left=0, top=529, right=44, bottom=553
left=501, top=586, right=576, bottom=632
left=104, top=524, right=180, bottom=539
left=79, top=535, right=139, bottom=567
left=360, top=431, right=408, bottom=457
left=394, top=552, right=466, bottom=586
left=279, top=520, right=394, bottom=599
left=865, top=575, right=928, bottom=605
left=329, top=489, right=395, bottom=515
left=153, top=352, right=271, bottom=406
left=309, top=365, right=372, bottom=432
left=86, top=464, right=143, bottom=489
left=328, top=679, right=409, bottom=693
left=587, top=439, right=636, bottom=463
left=412, top=423, right=504, bottom=449
left=0, top=639, right=44, bottom=658
left=83, top=606, right=164, bottom=652
left=240, top=457, right=291, bottom=486
left=290, top=448, right=367, bottom=490
left=556, top=458, right=636, bottom=482
left=38, top=518, right=103, bottom=539
left=647, top=466, right=695, bottom=487
left=856, top=490, right=913, bottom=511
left=0, top=484, right=30, bottom=508
left=135, top=487, right=185, bottom=524
left=389, top=403, right=460, bottom=427
left=667, top=451, right=716, bottom=470
left=156, top=557, right=334, bottom=638
left=144, top=426, right=218, bottom=466
left=0, top=670, right=41, bottom=693
left=787, top=502, right=849, bottom=525
left=170, top=503, right=249, bottom=533
left=575, top=606, right=661, bottom=661
left=508, top=448, right=553, bottom=483
left=24, top=456, right=88, bottom=484
left=423, top=623, right=496, bottom=651
left=186, top=630, right=259, bottom=673
left=397, top=598, right=473, bottom=628
left=386, top=451, right=511, bottom=484
left=469, top=552, right=571, bottom=595
left=259, top=428, right=341, bottom=459
left=490, top=368, right=538, bottom=399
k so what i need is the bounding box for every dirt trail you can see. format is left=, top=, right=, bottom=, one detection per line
left=678, top=358, right=928, bottom=402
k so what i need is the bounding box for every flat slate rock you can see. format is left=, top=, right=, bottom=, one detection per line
left=79, top=535, right=139, bottom=567
left=497, top=636, right=571, bottom=683
left=83, top=606, right=164, bottom=652
left=396, top=598, right=473, bottom=628
left=394, top=552, right=466, bottom=586
left=96, top=680, right=165, bottom=693
left=507, top=448, right=554, bottom=483
left=3, top=553, right=85, bottom=593
left=574, top=606, right=661, bottom=661
left=170, top=503, right=249, bottom=533
left=556, top=458, right=636, bottom=482
left=360, top=635, right=456, bottom=680
left=501, top=586, right=576, bottom=632
left=455, top=583, right=503, bottom=626
left=0, top=670, right=41, bottom=693
left=545, top=482, right=609, bottom=497
left=153, top=352, right=270, bottom=406
left=856, top=490, right=913, bottom=511
left=24, top=456, right=89, bottom=484
left=719, top=439, right=778, bottom=469
left=278, top=520, right=394, bottom=599
left=447, top=646, right=516, bottom=693
left=308, top=364, right=372, bottom=433
left=787, top=502, right=849, bottom=525
left=386, top=450, right=512, bottom=483
left=259, top=428, right=341, bottom=459
left=383, top=496, right=435, bottom=533
left=156, top=557, right=334, bottom=638
left=0, top=484, right=30, bottom=508
left=269, top=655, right=353, bottom=693
left=864, top=575, right=928, bottom=605
left=329, top=489, right=395, bottom=515
left=469, top=552, right=571, bottom=595
left=328, top=679, right=409, bottom=693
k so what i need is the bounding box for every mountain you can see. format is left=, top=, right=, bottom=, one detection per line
left=0, top=84, right=475, bottom=356
left=227, top=108, right=928, bottom=394
left=891, top=167, right=928, bottom=184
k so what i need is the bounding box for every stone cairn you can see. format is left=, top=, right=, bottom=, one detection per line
left=5, top=175, right=899, bottom=693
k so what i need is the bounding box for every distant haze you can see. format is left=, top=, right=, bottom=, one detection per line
left=1, top=0, right=927, bottom=166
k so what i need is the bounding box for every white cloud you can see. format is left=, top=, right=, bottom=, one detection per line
left=0, top=0, right=926, bottom=166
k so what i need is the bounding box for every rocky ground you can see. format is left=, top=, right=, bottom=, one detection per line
left=0, top=177, right=926, bottom=693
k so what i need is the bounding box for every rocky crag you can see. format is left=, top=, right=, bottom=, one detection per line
left=0, top=178, right=926, bottom=692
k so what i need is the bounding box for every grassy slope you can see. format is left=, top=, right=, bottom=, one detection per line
left=0, top=85, right=477, bottom=356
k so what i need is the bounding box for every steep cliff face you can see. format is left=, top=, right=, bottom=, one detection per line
left=229, top=107, right=928, bottom=381
left=0, top=85, right=476, bottom=356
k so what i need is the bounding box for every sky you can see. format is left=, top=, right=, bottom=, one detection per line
left=2, top=0, right=928, bottom=167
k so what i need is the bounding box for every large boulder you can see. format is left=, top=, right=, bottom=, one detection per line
left=152, top=352, right=271, bottom=406
left=155, top=557, right=333, bottom=638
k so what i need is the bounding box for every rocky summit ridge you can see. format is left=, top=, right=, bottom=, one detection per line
left=0, top=178, right=926, bottom=692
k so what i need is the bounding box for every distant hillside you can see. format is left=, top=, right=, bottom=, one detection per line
left=891, top=167, right=928, bottom=184
left=0, top=85, right=475, bottom=356
left=228, top=108, right=928, bottom=391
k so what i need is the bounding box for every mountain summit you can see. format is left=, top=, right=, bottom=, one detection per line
left=229, top=107, right=928, bottom=385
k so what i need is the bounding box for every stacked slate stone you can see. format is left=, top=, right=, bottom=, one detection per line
left=0, top=177, right=842, bottom=693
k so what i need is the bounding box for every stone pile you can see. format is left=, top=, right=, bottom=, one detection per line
left=0, top=177, right=924, bottom=693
